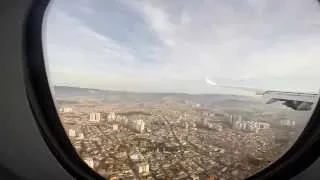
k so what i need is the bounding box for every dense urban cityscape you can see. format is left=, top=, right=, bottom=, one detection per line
left=55, top=86, right=310, bottom=180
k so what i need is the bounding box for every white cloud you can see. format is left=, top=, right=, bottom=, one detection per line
left=44, top=8, right=141, bottom=85
left=241, top=37, right=320, bottom=79
left=45, top=0, right=320, bottom=93
left=205, top=78, right=217, bottom=86
left=131, top=1, right=178, bottom=47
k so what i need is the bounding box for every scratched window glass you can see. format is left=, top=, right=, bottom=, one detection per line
left=44, top=0, right=320, bottom=179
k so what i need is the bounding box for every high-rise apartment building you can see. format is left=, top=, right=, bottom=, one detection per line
left=89, top=112, right=101, bottom=122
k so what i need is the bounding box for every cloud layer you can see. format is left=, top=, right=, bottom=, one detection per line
left=45, top=0, right=320, bottom=94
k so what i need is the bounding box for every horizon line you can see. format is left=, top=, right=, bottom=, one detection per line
left=52, top=85, right=260, bottom=97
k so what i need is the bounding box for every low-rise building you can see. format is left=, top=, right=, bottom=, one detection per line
left=68, top=129, right=76, bottom=137
left=113, top=124, right=119, bottom=131
left=84, top=157, right=94, bottom=169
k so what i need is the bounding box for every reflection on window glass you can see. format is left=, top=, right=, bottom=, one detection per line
left=44, top=0, right=320, bottom=179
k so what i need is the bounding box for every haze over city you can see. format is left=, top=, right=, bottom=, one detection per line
left=53, top=85, right=313, bottom=180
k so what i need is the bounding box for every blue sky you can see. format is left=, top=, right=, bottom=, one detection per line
left=44, top=0, right=320, bottom=94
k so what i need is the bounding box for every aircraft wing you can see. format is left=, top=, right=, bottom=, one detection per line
left=260, top=91, right=319, bottom=111
left=205, top=78, right=319, bottom=111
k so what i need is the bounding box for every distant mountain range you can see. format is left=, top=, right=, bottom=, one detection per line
left=53, top=85, right=258, bottom=101
left=53, top=86, right=282, bottom=110
left=53, top=86, right=311, bottom=122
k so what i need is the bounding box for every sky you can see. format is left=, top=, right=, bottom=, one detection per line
left=44, top=0, right=320, bottom=95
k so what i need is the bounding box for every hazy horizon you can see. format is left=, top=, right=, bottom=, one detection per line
left=45, top=0, right=320, bottom=95
left=53, top=84, right=260, bottom=96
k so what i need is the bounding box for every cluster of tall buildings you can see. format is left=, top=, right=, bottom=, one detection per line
left=89, top=112, right=101, bottom=122
left=59, top=107, right=72, bottom=113
left=229, top=115, right=270, bottom=133
left=201, top=118, right=223, bottom=131
left=112, top=124, right=118, bottom=131
left=107, top=112, right=116, bottom=121
left=280, top=119, right=296, bottom=128
left=131, top=119, right=145, bottom=133
left=68, top=129, right=76, bottom=137
left=106, top=112, right=146, bottom=133
left=234, top=120, right=270, bottom=133
left=129, top=153, right=150, bottom=177
left=106, top=112, right=128, bottom=124
left=67, top=128, right=84, bottom=139
left=65, top=124, right=84, bottom=140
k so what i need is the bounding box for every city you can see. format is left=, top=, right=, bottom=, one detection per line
left=56, top=86, right=308, bottom=180
left=43, top=0, right=320, bottom=179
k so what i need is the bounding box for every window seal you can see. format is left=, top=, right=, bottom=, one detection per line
left=23, top=0, right=104, bottom=179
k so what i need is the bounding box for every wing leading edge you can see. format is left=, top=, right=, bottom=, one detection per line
left=205, top=78, right=319, bottom=111
left=261, top=91, right=319, bottom=111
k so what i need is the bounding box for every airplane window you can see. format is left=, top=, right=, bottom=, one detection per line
left=43, top=0, right=320, bottom=179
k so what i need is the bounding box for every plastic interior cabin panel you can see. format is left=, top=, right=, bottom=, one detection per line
left=0, top=0, right=74, bottom=179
